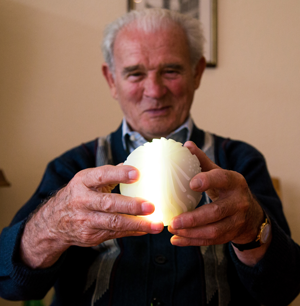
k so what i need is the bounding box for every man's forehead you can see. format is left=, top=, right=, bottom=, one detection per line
left=113, top=26, right=190, bottom=71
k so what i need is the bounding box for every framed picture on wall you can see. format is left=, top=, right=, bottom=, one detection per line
left=128, top=0, right=217, bottom=67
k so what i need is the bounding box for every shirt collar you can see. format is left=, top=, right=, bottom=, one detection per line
left=122, top=116, right=194, bottom=153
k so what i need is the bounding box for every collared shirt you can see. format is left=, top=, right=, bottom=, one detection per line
left=122, top=116, right=194, bottom=154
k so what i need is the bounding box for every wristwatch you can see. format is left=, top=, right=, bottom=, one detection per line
left=231, top=214, right=271, bottom=251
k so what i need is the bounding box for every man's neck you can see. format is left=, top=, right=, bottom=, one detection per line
left=122, top=117, right=194, bottom=153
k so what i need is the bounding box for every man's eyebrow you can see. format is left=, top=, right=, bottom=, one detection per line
left=162, top=63, right=184, bottom=70
left=122, top=65, right=143, bottom=76
left=121, top=63, right=184, bottom=76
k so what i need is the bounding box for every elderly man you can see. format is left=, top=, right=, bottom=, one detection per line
left=0, top=8, right=299, bottom=306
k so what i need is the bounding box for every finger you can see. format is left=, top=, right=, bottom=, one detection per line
left=184, top=141, right=219, bottom=172
left=97, top=230, right=159, bottom=244
left=170, top=235, right=210, bottom=247
left=90, top=212, right=164, bottom=234
left=189, top=168, right=244, bottom=196
left=169, top=216, right=235, bottom=240
left=124, top=231, right=148, bottom=237
left=73, top=230, right=150, bottom=247
left=86, top=193, right=155, bottom=216
left=106, top=230, right=149, bottom=239
left=170, top=217, right=236, bottom=247
left=80, top=165, right=139, bottom=189
left=170, top=232, right=233, bottom=247
left=169, top=200, right=237, bottom=230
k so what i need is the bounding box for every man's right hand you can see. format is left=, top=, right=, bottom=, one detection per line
left=20, top=165, right=164, bottom=269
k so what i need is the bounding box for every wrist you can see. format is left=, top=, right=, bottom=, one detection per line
left=232, top=212, right=272, bottom=252
left=20, top=203, right=68, bottom=269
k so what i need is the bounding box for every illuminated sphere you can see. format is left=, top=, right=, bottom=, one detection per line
left=120, top=138, right=202, bottom=225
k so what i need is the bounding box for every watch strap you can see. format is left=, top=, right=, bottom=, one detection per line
left=231, top=214, right=270, bottom=252
left=231, top=239, right=261, bottom=251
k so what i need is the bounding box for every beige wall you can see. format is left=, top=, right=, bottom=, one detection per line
left=0, top=1, right=300, bottom=305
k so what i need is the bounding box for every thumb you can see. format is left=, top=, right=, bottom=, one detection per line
left=184, top=141, right=220, bottom=172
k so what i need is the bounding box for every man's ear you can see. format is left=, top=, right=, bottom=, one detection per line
left=193, top=57, right=206, bottom=90
left=102, top=63, right=118, bottom=99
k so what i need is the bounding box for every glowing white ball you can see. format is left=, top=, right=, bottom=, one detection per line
left=120, top=138, right=202, bottom=225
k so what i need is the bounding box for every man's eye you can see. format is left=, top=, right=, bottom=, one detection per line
left=164, top=70, right=180, bottom=78
left=127, top=72, right=144, bottom=80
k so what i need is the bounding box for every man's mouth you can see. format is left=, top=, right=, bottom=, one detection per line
left=144, top=106, right=171, bottom=116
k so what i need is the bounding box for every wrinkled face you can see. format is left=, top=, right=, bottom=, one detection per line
left=103, top=24, right=205, bottom=140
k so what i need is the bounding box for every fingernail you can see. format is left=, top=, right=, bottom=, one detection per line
left=170, top=236, right=181, bottom=245
left=151, top=222, right=164, bottom=232
left=171, top=218, right=183, bottom=229
left=141, top=202, right=154, bottom=214
left=190, top=178, right=202, bottom=190
left=128, top=170, right=138, bottom=180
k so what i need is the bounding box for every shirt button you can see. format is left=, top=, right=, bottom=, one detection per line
left=130, top=134, right=136, bottom=141
left=151, top=297, right=164, bottom=306
left=154, top=254, right=167, bottom=264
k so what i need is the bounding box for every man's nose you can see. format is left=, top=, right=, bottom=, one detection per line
left=143, top=75, right=167, bottom=99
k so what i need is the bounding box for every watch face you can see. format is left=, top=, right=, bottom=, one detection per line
left=261, top=223, right=271, bottom=243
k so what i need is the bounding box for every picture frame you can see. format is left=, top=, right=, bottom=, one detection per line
left=127, top=0, right=217, bottom=67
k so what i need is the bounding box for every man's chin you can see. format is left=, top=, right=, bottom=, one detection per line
left=141, top=125, right=175, bottom=141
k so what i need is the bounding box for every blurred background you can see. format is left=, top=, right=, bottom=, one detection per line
left=0, top=0, right=300, bottom=305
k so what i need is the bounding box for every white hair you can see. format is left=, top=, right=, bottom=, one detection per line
left=102, top=8, right=205, bottom=73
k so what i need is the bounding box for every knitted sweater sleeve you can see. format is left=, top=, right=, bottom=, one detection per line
left=0, top=140, right=96, bottom=301
left=215, top=136, right=300, bottom=306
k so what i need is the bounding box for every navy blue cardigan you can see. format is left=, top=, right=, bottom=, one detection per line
left=0, top=124, right=299, bottom=306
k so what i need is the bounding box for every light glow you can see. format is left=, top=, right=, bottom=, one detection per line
left=120, top=138, right=202, bottom=225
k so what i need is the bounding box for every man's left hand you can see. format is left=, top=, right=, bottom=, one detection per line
left=168, top=141, right=265, bottom=251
